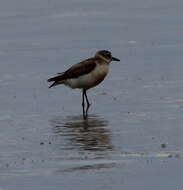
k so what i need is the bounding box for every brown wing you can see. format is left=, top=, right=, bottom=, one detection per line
left=47, top=58, right=96, bottom=88
left=64, top=58, right=96, bottom=79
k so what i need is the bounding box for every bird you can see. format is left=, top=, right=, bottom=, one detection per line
left=47, top=50, right=120, bottom=119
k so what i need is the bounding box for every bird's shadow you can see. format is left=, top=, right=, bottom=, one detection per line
left=50, top=114, right=113, bottom=152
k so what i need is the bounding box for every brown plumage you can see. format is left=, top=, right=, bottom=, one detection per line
left=48, top=58, right=96, bottom=88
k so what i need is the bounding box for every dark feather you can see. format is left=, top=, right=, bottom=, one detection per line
left=47, top=74, right=65, bottom=88
left=48, top=81, right=58, bottom=88
left=64, top=58, right=96, bottom=79
left=47, top=74, right=65, bottom=82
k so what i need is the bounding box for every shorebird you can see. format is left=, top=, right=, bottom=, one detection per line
left=47, top=50, right=120, bottom=119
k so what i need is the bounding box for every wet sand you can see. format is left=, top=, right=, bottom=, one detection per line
left=0, top=0, right=183, bottom=189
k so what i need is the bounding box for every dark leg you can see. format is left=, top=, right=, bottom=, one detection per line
left=82, top=89, right=90, bottom=120
left=82, top=89, right=85, bottom=119
left=84, top=90, right=91, bottom=108
left=84, top=90, right=90, bottom=118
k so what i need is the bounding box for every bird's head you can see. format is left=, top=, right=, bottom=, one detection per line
left=95, top=50, right=120, bottom=63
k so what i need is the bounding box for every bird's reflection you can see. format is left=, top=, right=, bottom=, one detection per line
left=50, top=115, right=113, bottom=152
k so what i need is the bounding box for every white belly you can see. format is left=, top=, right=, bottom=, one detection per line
left=64, top=63, right=109, bottom=89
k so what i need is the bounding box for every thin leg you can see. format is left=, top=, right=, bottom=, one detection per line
left=84, top=90, right=91, bottom=108
left=84, top=90, right=90, bottom=118
left=82, top=89, right=85, bottom=118
left=82, top=89, right=90, bottom=120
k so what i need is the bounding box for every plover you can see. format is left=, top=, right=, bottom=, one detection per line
left=47, top=50, right=120, bottom=119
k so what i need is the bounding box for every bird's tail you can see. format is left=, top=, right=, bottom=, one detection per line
left=47, top=75, right=65, bottom=88
left=48, top=81, right=58, bottom=88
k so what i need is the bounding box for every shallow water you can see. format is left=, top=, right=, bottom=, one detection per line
left=0, top=0, right=183, bottom=189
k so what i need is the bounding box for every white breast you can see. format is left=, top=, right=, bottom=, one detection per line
left=65, top=63, right=109, bottom=89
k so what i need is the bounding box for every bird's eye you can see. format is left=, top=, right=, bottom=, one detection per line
left=104, top=52, right=111, bottom=57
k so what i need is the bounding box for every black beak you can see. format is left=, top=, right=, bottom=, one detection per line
left=112, top=57, right=120, bottom=61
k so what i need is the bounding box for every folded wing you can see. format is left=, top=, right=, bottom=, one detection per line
left=47, top=58, right=96, bottom=88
